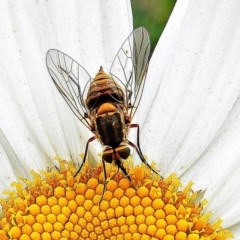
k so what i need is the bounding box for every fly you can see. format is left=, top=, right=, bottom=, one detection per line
left=46, top=27, right=159, bottom=197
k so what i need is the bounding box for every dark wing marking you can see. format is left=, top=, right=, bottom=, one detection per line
left=46, top=49, right=92, bottom=129
left=110, top=27, right=150, bottom=119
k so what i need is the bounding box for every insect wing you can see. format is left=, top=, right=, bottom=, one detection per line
left=110, top=27, right=150, bottom=119
left=46, top=49, right=92, bottom=129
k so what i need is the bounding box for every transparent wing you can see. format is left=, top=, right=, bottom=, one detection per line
left=46, top=49, right=92, bottom=129
left=110, top=27, right=150, bottom=119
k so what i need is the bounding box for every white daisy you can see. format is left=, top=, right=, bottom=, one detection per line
left=0, top=0, right=238, bottom=239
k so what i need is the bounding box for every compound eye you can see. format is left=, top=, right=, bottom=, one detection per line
left=116, top=146, right=130, bottom=159
left=102, top=148, right=113, bottom=163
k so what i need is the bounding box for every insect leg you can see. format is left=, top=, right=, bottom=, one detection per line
left=74, top=135, right=96, bottom=177
left=99, top=159, right=108, bottom=203
left=115, top=160, right=131, bottom=181
left=129, top=123, right=144, bottom=157
left=127, top=139, right=160, bottom=176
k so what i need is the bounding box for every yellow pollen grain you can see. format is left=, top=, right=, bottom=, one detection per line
left=110, top=197, right=119, bottom=209
left=58, top=197, right=68, bottom=207
left=25, top=215, right=35, bottom=226
left=87, top=177, right=99, bottom=190
left=84, top=188, right=95, bottom=200
left=152, top=198, right=164, bottom=210
left=21, top=224, right=32, bottom=235
left=137, top=186, right=149, bottom=198
left=136, top=214, right=145, bottom=225
left=65, top=221, right=74, bottom=232
left=103, top=190, right=113, bottom=201
left=32, top=222, right=43, bottom=233
left=9, top=226, right=21, bottom=238
left=95, top=184, right=104, bottom=195
left=75, top=194, right=85, bottom=206
left=57, top=213, right=68, bottom=225
left=188, top=233, right=200, bottom=240
left=119, top=178, right=130, bottom=190
left=84, top=211, right=93, bottom=222
left=166, top=224, right=178, bottom=235
left=91, top=205, right=100, bottom=217
left=83, top=199, right=93, bottom=211
left=130, top=195, right=140, bottom=207
left=51, top=230, right=61, bottom=239
left=115, top=206, right=124, bottom=218
left=163, top=234, right=175, bottom=240
left=141, top=196, right=152, bottom=207
left=66, top=189, right=76, bottom=200
left=30, top=232, right=41, bottom=240
left=43, top=222, right=53, bottom=233
left=106, top=207, right=115, bottom=219
left=92, top=194, right=101, bottom=205
left=99, top=200, right=109, bottom=211
left=35, top=214, right=46, bottom=224
left=164, top=203, right=176, bottom=215
left=119, top=196, right=129, bottom=207
left=138, top=223, right=147, bottom=234
left=175, top=231, right=187, bottom=240
left=129, top=224, right=138, bottom=234
left=98, top=211, right=107, bottom=222
left=146, top=215, right=156, bottom=225
left=0, top=158, right=232, bottom=240
left=156, top=230, right=167, bottom=240
left=53, top=222, right=64, bottom=232
left=46, top=213, right=56, bottom=224
left=36, top=195, right=47, bottom=207
left=19, top=234, right=31, bottom=240
left=61, top=206, right=71, bottom=218
left=107, top=180, right=118, bottom=192
left=124, top=205, right=133, bottom=217
left=143, top=206, right=155, bottom=216
left=54, top=186, right=65, bottom=198
left=125, top=188, right=136, bottom=198
left=113, top=187, right=124, bottom=199
left=147, top=224, right=157, bottom=237
left=154, top=209, right=165, bottom=219
left=126, top=215, right=135, bottom=225
left=117, top=216, right=126, bottom=227
left=166, top=214, right=178, bottom=224
left=47, top=196, right=57, bottom=207
left=41, top=204, right=51, bottom=215
left=28, top=204, right=40, bottom=216
left=69, top=213, right=78, bottom=225
left=70, top=231, right=78, bottom=240
left=68, top=199, right=77, bottom=212
left=75, top=183, right=87, bottom=195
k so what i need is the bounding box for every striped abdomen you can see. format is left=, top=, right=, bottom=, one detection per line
left=86, top=67, right=125, bottom=110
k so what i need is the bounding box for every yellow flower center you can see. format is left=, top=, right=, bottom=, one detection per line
left=0, top=158, right=232, bottom=240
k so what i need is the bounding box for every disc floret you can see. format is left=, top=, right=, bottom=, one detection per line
left=0, top=158, right=232, bottom=240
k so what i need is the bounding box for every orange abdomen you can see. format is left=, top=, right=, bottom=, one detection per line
left=86, top=67, right=125, bottom=110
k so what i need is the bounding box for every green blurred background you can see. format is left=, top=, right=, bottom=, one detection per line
left=132, top=0, right=176, bottom=54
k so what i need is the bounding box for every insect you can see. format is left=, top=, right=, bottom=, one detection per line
left=46, top=27, right=158, bottom=193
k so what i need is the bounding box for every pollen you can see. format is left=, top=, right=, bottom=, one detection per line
left=0, top=158, right=232, bottom=239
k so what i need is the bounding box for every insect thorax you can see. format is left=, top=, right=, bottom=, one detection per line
left=96, top=108, right=125, bottom=147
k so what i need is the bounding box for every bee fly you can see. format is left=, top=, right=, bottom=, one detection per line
left=46, top=27, right=159, bottom=195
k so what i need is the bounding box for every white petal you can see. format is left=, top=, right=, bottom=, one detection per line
left=0, top=1, right=132, bottom=180
left=139, top=0, right=240, bottom=230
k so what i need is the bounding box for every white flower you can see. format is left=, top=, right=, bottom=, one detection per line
left=0, top=0, right=239, bottom=238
